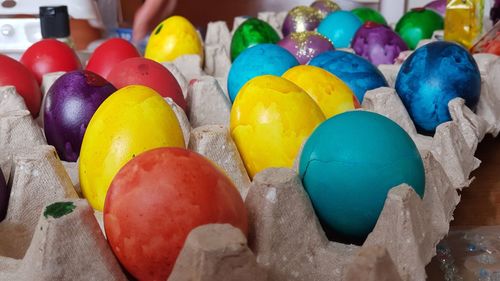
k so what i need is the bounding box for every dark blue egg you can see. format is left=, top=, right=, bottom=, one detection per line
left=308, top=50, right=388, bottom=102
left=395, top=41, right=481, bottom=134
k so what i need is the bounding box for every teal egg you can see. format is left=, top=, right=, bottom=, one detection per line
left=299, top=111, right=425, bottom=239
left=317, top=10, right=363, bottom=48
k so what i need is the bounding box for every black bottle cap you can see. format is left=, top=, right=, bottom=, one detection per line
left=39, top=6, right=70, bottom=38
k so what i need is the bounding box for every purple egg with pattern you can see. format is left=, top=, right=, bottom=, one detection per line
left=282, top=6, right=323, bottom=37
left=351, top=22, right=409, bottom=65
left=424, top=0, right=446, bottom=16
left=278, top=31, right=335, bottom=64
left=44, top=70, right=116, bottom=162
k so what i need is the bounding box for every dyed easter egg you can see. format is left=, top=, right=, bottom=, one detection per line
left=396, top=8, right=444, bottom=50
left=0, top=54, right=41, bottom=116
left=107, top=57, right=187, bottom=112
left=145, top=16, right=203, bottom=63
left=282, top=6, right=323, bottom=37
left=230, top=18, right=280, bottom=61
left=80, top=85, right=184, bottom=210
left=395, top=41, right=481, bottom=134
left=317, top=10, right=363, bottom=48
left=231, top=75, right=325, bottom=178
left=227, top=44, right=299, bottom=102
left=20, top=39, right=82, bottom=84
left=0, top=171, right=7, bottom=221
left=86, top=38, right=140, bottom=79
left=309, top=50, right=388, bottom=102
left=278, top=31, right=335, bottom=64
left=351, top=22, right=408, bottom=65
left=351, top=7, right=388, bottom=25
left=424, top=0, right=446, bottom=16
left=104, top=147, right=248, bottom=280
left=299, top=110, right=425, bottom=239
left=310, top=0, right=340, bottom=17
left=44, top=71, right=116, bottom=162
left=282, top=65, right=359, bottom=118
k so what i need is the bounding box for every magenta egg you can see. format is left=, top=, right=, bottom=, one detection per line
left=310, top=0, right=341, bottom=17
left=351, top=22, right=409, bottom=65
left=44, top=70, right=116, bottom=162
left=278, top=31, right=335, bottom=64
left=282, top=6, right=323, bottom=37
left=424, top=0, right=446, bottom=16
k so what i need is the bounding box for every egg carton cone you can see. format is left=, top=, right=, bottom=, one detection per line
left=162, top=63, right=190, bottom=99
left=168, top=224, right=266, bottom=281
left=204, top=44, right=232, bottom=78
left=171, top=55, right=205, bottom=83
left=0, top=86, right=28, bottom=115
left=37, top=72, right=66, bottom=128
left=188, top=125, right=251, bottom=199
left=0, top=199, right=126, bottom=281
left=204, top=21, right=231, bottom=54
left=164, top=97, right=192, bottom=147
left=187, top=76, right=231, bottom=128
left=257, top=12, right=288, bottom=38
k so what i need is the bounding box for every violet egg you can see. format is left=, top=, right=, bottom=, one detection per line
left=278, top=31, right=335, bottom=64
left=282, top=6, right=323, bottom=37
left=424, top=0, right=446, bottom=17
left=44, top=70, right=116, bottom=162
left=310, top=0, right=341, bottom=17
left=351, top=22, right=408, bottom=66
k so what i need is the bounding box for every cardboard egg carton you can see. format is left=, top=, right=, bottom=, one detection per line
left=0, top=15, right=499, bottom=279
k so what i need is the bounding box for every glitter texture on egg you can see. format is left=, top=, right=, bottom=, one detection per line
left=310, top=0, right=340, bottom=17
left=278, top=31, right=335, bottom=64
left=282, top=6, right=323, bottom=37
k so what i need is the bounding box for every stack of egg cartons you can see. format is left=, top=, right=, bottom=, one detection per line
left=0, top=12, right=499, bottom=281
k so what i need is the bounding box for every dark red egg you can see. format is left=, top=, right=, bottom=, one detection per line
left=107, top=57, right=187, bottom=112
left=0, top=54, right=42, bottom=116
left=20, top=39, right=82, bottom=84
left=86, top=38, right=141, bottom=79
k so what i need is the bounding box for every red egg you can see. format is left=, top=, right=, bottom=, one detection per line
left=104, top=147, right=248, bottom=281
left=0, top=54, right=42, bottom=116
left=86, top=38, right=140, bottom=79
left=20, top=39, right=82, bottom=84
left=107, top=57, right=187, bottom=112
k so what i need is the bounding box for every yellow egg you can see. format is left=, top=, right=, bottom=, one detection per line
left=79, top=85, right=185, bottom=210
left=282, top=65, right=360, bottom=118
left=145, top=15, right=204, bottom=63
left=230, top=75, right=325, bottom=178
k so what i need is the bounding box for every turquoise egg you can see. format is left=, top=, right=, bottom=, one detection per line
left=299, top=111, right=425, bottom=239
left=317, top=10, right=362, bottom=48
left=227, top=44, right=299, bottom=102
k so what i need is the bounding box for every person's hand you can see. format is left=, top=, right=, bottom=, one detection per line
left=132, top=0, right=177, bottom=43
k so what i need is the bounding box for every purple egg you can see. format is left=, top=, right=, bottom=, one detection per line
left=44, top=70, right=116, bottom=162
left=278, top=31, right=335, bottom=64
left=0, top=171, right=8, bottom=221
left=351, top=22, right=409, bottom=66
left=424, top=0, right=446, bottom=16
left=282, top=6, right=323, bottom=37
left=310, top=0, right=341, bottom=17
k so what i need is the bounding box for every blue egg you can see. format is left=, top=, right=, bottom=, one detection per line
left=317, top=10, right=363, bottom=48
left=395, top=41, right=481, bottom=134
left=299, top=111, right=425, bottom=239
left=227, top=44, right=299, bottom=102
left=309, top=50, right=388, bottom=101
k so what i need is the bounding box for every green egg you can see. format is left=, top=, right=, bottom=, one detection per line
left=230, top=18, right=280, bottom=61
left=351, top=7, right=387, bottom=25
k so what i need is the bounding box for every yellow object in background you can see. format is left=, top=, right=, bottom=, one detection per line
left=282, top=65, right=360, bottom=118
left=444, top=0, right=484, bottom=49
left=145, top=15, right=204, bottom=63
left=230, top=75, right=326, bottom=178
left=79, top=85, right=185, bottom=210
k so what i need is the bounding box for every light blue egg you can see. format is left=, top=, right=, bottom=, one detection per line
left=317, top=10, right=362, bottom=48
left=299, top=111, right=425, bottom=239
left=227, top=44, right=299, bottom=102
left=309, top=50, right=388, bottom=102
left=395, top=41, right=481, bottom=134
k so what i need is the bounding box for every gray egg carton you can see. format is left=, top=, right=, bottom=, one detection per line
left=1, top=13, right=500, bottom=280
